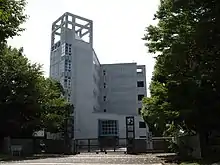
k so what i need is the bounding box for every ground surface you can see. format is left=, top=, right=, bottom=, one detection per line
left=1, top=152, right=164, bottom=165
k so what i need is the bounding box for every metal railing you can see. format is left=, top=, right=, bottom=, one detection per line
left=73, top=138, right=127, bottom=153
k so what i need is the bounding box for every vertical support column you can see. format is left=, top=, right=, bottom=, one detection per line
left=90, top=21, right=93, bottom=47
left=72, top=14, right=76, bottom=39
left=51, top=24, right=55, bottom=47
left=88, top=139, right=90, bottom=152
left=126, top=116, right=135, bottom=154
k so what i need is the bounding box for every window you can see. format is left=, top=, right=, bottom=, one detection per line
left=99, top=120, right=118, bottom=136
left=104, top=109, right=106, bottom=112
left=138, top=95, right=144, bottom=101
left=137, top=68, right=143, bottom=74
left=64, top=79, right=67, bottom=88
left=67, top=97, right=70, bottom=102
left=139, top=122, right=146, bottom=128
left=140, top=136, right=146, bottom=138
left=103, top=96, right=106, bottom=101
left=104, top=83, right=106, bottom=88
left=138, top=108, right=142, bottom=115
left=103, top=70, right=106, bottom=75
left=137, top=81, right=144, bottom=87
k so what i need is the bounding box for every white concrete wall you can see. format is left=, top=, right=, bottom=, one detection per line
left=77, top=112, right=148, bottom=139
left=100, top=63, right=137, bottom=115
left=49, top=13, right=149, bottom=140
left=71, top=39, right=95, bottom=139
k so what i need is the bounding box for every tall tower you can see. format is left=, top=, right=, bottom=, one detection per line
left=49, top=12, right=100, bottom=139
left=50, top=12, right=93, bottom=101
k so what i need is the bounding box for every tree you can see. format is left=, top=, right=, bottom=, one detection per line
left=142, top=0, right=220, bottom=155
left=0, top=46, right=43, bottom=137
left=39, top=78, right=73, bottom=133
left=0, top=0, right=27, bottom=46
left=0, top=46, right=72, bottom=137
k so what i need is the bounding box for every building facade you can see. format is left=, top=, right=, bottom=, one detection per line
left=50, top=12, right=148, bottom=140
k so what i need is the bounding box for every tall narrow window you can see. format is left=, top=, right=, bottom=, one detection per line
left=103, top=96, right=106, bottom=101
left=104, top=83, right=106, bottom=88
left=138, top=95, right=144, bottom=101
left=103, top=70, right=106, bottom=75
left=138, top=108, right=142, bottom=115
left=137, top=81, right=144, bottom=87
left=139, top=122, right=146, bottom=128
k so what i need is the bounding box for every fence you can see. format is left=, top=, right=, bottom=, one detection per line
left=3, top=137, right=69, bottom=156
left=2, top=137, right=173, bottom=156
left=74, top=138, right=127, bottom=153
left=151, top=137, right=174, bottom=153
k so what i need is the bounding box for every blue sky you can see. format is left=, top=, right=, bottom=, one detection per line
left=8, top=0, right=160, bottom=96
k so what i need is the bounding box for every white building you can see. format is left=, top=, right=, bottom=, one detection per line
left=49, top=12, right=149, bottom=140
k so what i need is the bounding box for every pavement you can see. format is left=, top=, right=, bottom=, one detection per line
left=1, top=153, right=164, bottom=165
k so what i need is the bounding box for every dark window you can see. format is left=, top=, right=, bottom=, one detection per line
left=103, top=70, right=106, bottom=75
left=138, top=108, right=142, bottom=115
left=103, top=96, right=106, bottom=101
left=138, top=95, right=144, bottom=101
left=137, top=81, right=144, bottom=87
left=104, top=83, right=106, bottom=88
left=139, top=122, right=146, bottom=128
left=140, top=136, right=146, bottom=138
left=104, top=109, right=106, bottom=112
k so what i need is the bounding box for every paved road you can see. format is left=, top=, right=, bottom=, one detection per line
left=1, top=153, right=163, bottom=165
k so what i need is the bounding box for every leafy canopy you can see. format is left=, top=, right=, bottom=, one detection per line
left=0, top=46, right=72, bottom=137
left=142, top=0, right=220, bottom=136
left=0, top=0, right=27, bottom=45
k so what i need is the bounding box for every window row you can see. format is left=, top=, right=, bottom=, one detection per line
left=63, top=79, right=71, bottom=88
left=102, top=70, right=107, bottom=89
left=103, top=95, right=145, bottom=102
left=61, top=43, right=72, bottom=56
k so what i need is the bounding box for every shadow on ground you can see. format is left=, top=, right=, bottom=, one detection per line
left=157, top=154, right=220, bottom=165
left=0, top=154, right=71, bottom=162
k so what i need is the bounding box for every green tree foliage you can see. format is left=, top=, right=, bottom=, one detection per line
left=0, top=47, right=42, bottom=137
left=142, top=0, right=220, bottom=140
left=0, top=0, right=72, bottom=138
left=39, top=78, right=73, bottom=133
left=0, top=47, right=72, bottom=137
left=0, top=0, right=27, bottom=45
